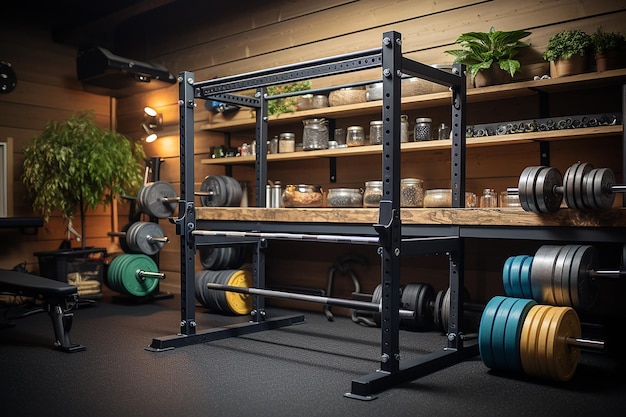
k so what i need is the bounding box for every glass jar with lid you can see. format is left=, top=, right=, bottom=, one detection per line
left=279, top=132, right=295, bottom=153
left=327, top=188, right=363, bottom=208
left=400, top=178, right=424, bottom=207
left=363, top=180, right=383, bottom=208
left=281, top=184, right=324, bottom=207
left=302, top=118, right=329, bottom=151
left=346, top=125, right=365, bottom=147
left=414, top=117, right=432, bottom=141
left=400, top=115, right=409, bottom=143
left=369, top=120, right=383, bottom=145
left=480, top=188, right=498, bottom=208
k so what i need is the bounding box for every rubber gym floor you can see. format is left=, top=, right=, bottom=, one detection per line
left=1, top=288, right=623, bottom=417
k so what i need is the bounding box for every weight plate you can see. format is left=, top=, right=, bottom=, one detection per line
left=566, top=162, right=593, bottom=210
left=491, top=297, right=519, bottom=371
left=441, top=288, right=451, bottom=333
left=509, top=255, right=529, bottom=298
left=417, top=284, right=435, bottom=330
left=521, top=304, right=551, bottom=378
left=119, top=222, right=132, bottom=254
left=479, top=296, right=507, bottom=369
left=582, top=168, right=599, bottom=210
left=557, top=245, right=578, bottom=307
left=372, top=284, right=382, bottom=326
left=225, top=269, right=252, bottom=315
left=535, top=167, right=563, bottom=213
left=223, top=176, right=243, bottom=207
left=129, top=222, right=165, bottom=255
left=530, top=245, right=562, bottom=305
left=502, top=256, right=515, bottom=297
left=433, top=289, right=443, bottom=332
left=536, top=306, right=559, bottom=379
left=112, top=254, right=159, bottom=297
left=519, top=256, right=533, bottom=299
left=139, top=181, right=177, bottom=218
left=518, top=166, right=543, bottom=212
left=523, top=166, right=546, bottom=213
left=401, top=283, right=434, bottom=330
left=568, top=245, right=599, bottom=312
left=547, top=306, right=581, bottom=381
left=592, top=167, right=616, bottom=210
left=503, top=298, right=536, bottom=374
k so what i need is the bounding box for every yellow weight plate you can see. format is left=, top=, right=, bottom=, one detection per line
left=522, top=305, right=551, bottom=378
left=225, top=269, right=252, bottom=315
left=547, top=306, right=581, bottom=382
left=536, top=307, right=559, bottom=380
left=520, top=305, right=542, bottom=376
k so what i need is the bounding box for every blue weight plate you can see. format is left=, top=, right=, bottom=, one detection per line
left=520, top=256, right=534, bottom=299
left=479, top=296, right=507, bottom=369
left=503, top=298, right=536, bottom=373
left=510, top=255, right=529, bottom=298
left=502, top=256, right=515, bottom=297
left=491, top=297, right=519, bottom=371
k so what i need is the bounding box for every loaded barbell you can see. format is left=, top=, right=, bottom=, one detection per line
left=108, top=221, right=169, bottom=255
left=503, top=244, right=624, bottom=312
left=479, top=296, right=604, bottom=381
left=507, top=162, right=625, bottom=213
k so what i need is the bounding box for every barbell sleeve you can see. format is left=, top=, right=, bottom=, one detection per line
left=567, top=336, right=605, bottom=351
left=136, top=270, right=166, bottom=280
left=147, top=235, right=169, bottom=244
left=205, top=282, right=415, bottom=319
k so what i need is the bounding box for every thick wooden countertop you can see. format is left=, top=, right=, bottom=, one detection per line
left=195, top=207, right=626, bottom=228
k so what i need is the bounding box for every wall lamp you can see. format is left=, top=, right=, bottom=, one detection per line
left=142, top=106, right=162, bottom=143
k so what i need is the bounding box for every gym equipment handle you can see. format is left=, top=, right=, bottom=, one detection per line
left=136, top=270, right=166, bottom=280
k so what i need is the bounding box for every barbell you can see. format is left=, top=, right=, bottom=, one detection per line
left=479, top=296, right=604, bottom=381
left=503, top=244, right=624, bottom=312
left=507, top=163, right=625, bottom=213
left=106, top=254, right=165, bottom=297
left=203, top=282, right=417, bottom=319
left=109, top=221, right=169, bottom=255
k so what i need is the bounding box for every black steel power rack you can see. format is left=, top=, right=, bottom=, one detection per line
left=148, top=30, right=478, bottom=400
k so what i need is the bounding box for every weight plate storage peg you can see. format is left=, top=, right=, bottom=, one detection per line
left=137, top=181, right=178, bottom=218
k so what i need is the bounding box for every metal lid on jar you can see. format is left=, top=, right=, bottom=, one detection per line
left=370, top=120, right=383, bottom=126
left=415, top=117, right=432, bottom=123
left=364, top=180, right=383, bottom=187
left=279, top=132, right=295, bottom=139
left=347, top=125, right=364, bottom=132
left=401, top=178, right=423, bottom=184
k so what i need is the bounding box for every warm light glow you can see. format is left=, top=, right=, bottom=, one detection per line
left=144, top=106, right=158, bottom=117
left=145, top=133, right=158, bottom=143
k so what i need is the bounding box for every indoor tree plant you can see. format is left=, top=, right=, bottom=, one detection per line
left=590, top=27, right=625, bottom=71
left=22, top=110, right=146, bottom=249
left=542, top=29, right=592, bottom=77
left=445, top=27, right=531, bottom=87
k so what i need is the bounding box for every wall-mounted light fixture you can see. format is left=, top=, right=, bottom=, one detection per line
left=141, top=106, right=162, bottom=143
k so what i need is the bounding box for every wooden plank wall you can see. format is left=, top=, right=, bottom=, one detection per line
left=2, top=0, right=625, bottom=301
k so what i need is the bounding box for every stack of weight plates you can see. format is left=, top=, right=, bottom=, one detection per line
left=106, top=254, right=160, bottom=297
left=198, top=246, right=247, bottom=270
left=199, top=175, right=242, bottom=207
left=195, top=269, right=252, bottom=315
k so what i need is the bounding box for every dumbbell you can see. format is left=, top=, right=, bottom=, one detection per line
left=108, top=221, right=169, bottom=255
left=507, top=163, right=625, bottom=213
left=502, top=244, right=625, bottom=312
left=479, top=296, right=605, bottom=381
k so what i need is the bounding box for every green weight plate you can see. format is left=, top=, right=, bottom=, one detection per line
left=503, top=298, right=536, bottom=374
left=491, top=297, right=518, bottom=371
left=140, top=181, right=177, bottom=218
left=502, top=256, right=515, bottom=297
left=119, top=254, right=159, bottom=297
left=535, top=166, right=563, bottom=213
left=509, top=255, right=529, bottom=298
left=568, top=245, right=599, bottom=312
left=530, top=245, right=562, bottom=305
left=479, top=296, right=507, bottom=369
left=592, top=167, right=616, bottom=210
left=519, top=255, right=533, bottom=299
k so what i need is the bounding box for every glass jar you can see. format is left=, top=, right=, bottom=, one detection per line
left=414, top=117, right=432, bottom=141
left=400, top=178, right=424, bottom=207
left=363, top=180, right=383, bottom=208
left=281, top=184, right=324, bottom=208
left=302, top=118, right=329, bottom=151
left=438, top=123, right=450, bottom=140
left=500, top=190, right=521, bottom=207
left=279, top=132, right=295, bottom=153
left=369, top=120, right=383, bottom=145
left=333, top=127, right=346, bottom=145
left=480, top=188, right=498, bottom=208
left=400, top=115, right=409, bottom=143
left=312, top=95, right=329, bottom=108
left=346, top=126, right=365, bottom=147
left=327, top=188, right=363, bottom=208
left=269, top=136, right=279, bottom=154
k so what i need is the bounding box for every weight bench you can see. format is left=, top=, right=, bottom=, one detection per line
left=0, top=269, right=85, bottom=352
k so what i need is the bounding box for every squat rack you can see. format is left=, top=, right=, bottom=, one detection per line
left=148, top=30, right=478, bottom=399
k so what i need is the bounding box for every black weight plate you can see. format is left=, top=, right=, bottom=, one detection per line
left=518, top=166, right=545, bottom=212
left=140, top=181, right=177, bottom=218
left=553, top=245, right=577, bottom=307
left=224, top=176, right=243, bottom=207
left=592, top=167, right=616, bottom=210
left=417, top=283, right=435, bottom=330
left=371, top=284, right=382, bottom=326
left=562, top=163, right=578, bottom=209
left=530, top=245, right=562, bottom=305
left=133, top=222, right=165, bottom=255
left=571, top=162, right=593, bottom=210
left=568, top=245, right=599, bottom=312
left=535, top=167, right=563, bottom=213
left=200, top=176, right=227, bottom=207
left=199, top=246, right=219, bottom=270
left=433, top=289, right=444, bottom=332
left=582, top=168, right=599, bottom=210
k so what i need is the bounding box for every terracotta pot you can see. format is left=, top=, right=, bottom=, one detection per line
left=473, top=63, right=511, bottom=88
left=595, top=50, right=619, bottom=72
left=551, top=54, right=587, bottom=78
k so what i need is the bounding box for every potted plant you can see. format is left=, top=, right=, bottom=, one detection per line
left=445, top=27, right=531, bottom=87
left=543, top=29, right=592, bottom=77
left=591, top=27, right=625, bottom=71
left=22, top=110, right=146, bottom=249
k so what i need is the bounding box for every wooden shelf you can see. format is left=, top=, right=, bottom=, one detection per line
left=200, top=125, right=622, bottom=165
left=199, top=68, right=626, bottom=132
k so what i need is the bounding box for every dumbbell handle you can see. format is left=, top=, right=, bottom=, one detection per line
left=567, top=336, right=604, bottom=351
left=136, top=269, right=166, bottom=280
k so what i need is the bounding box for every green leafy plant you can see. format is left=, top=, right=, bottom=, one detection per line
left=267, top=80, right=312, bottom=115
left=543, top=29, right=592, bottom=61
left=591, top=27, right=625, bottom=54
left=22, top=111, right=146, bottom=248
left=445, top=27, right=531, bottom=81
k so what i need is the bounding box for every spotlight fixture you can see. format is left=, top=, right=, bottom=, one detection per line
left=141, top=106, right=162, bottom=143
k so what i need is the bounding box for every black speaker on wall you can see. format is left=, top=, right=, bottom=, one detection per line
left=77, top=46, right=176, bottom=97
